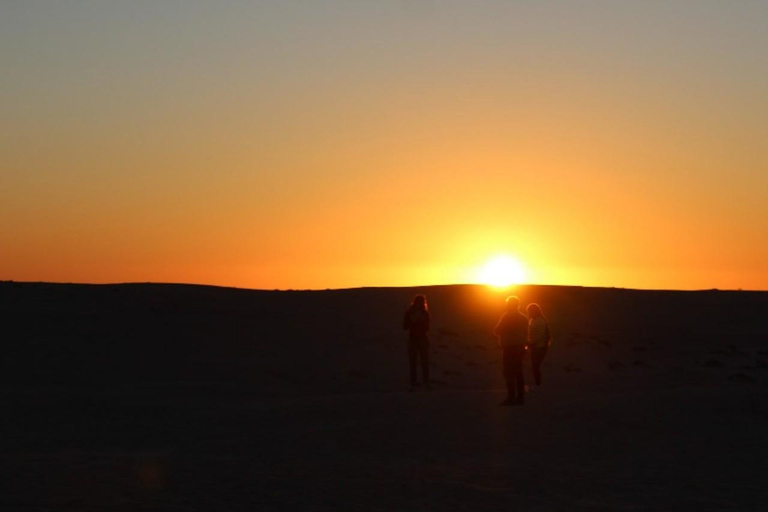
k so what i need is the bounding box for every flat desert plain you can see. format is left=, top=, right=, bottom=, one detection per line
left=1, top=282, right=767, bottom=511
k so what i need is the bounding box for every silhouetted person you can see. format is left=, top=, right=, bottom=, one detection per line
left=403, top=294, right=430, bottom=390
left=527, top=303, right=551, bottom=387
left=494, top=296, right=528, bottom=405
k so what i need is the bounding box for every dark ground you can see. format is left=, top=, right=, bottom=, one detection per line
left=2, top=282, right=767, bottom=510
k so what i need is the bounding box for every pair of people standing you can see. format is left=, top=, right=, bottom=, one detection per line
left=494, top=296, right=551, bottom=405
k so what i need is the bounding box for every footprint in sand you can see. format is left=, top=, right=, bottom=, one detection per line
left=728, top=373, right=756, bottom=384
left=728, top=345, right=749, bottom=356
left=596, top=338, right=614, bottom=348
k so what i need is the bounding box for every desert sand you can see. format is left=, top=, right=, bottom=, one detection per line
left=2, top=281, right=767, bottom=511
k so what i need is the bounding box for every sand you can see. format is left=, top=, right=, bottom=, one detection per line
left=1, top=282, right=767, bottom=510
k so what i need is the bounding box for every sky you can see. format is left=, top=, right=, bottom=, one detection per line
left=2, top=1, right=767, bottom=291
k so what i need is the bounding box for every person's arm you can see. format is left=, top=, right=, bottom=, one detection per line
left=531, top=318, right=547, bottom=346
left=527, top=319, right=533, bottom=345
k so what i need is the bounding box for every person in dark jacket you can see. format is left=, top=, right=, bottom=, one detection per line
left=403, top=294, right=431, bottom=390
left=494, top=296, right=528, bottom=405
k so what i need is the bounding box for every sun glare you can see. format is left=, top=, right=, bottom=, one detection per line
left=477, top=255, right=527, bottom=288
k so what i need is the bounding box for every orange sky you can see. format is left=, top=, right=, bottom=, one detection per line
left=2, top=2, right=767, bottom=290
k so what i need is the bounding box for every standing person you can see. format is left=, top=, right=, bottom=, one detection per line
left=527, top=303, right=551, bottom=387
left=494, top=296, right=528, bottom=405
left=403, top=294, right=431, bottom=390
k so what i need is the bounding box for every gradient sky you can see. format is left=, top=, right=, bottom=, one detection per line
left=2, top=1, right=767, bottom=290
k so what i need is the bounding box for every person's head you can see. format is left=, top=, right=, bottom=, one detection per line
left=527, top=303, right=543, bottom=318
left=505, top=295, right=520, bottom=311
left=411, top=294, right=428, bottom=310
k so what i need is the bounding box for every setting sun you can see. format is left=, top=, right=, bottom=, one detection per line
left=476, top=256, right=528, bottom=288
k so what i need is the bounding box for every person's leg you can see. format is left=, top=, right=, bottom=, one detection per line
left=511, top=347, right=526, bottom=404
left=501, top=349, right=514, bottom=404
left=408, top=339, right=418, bottom=386
left=419, top=339, right=430, bottom=386
left=531, top=346, right=546, bottom=386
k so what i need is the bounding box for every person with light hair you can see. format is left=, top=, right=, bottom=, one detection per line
left=526, top=303, right=551, bottom=387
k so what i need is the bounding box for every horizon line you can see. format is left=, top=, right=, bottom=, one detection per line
left=2, top=279, right=765, bottom=294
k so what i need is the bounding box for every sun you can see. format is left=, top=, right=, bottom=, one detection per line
left=477, top=255, right=528, bottom=288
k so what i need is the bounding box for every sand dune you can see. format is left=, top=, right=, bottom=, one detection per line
left=1, top=282, right=767, bottom=510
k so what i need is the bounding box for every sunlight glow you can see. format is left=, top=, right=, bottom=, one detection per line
left=476, top=255, right=528, bottom=288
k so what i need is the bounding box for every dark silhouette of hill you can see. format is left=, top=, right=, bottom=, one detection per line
left=2, top=281, right=766, bottom=396
left=2, top=281, right=768, bottom=510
